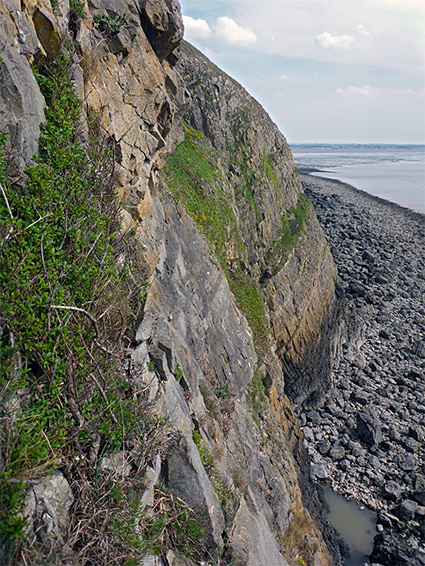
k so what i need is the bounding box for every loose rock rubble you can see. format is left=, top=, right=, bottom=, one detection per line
left=299, top=174, right=425, bottom=565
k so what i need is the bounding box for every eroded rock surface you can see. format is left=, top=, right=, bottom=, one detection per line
left=0, top=1, right=348, bottom=564
left=176, top=41, right=345, bottom=411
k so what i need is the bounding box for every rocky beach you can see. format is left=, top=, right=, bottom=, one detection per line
left=299, top=173, right=425, bottom=565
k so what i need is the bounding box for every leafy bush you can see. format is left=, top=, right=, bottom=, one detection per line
left=69, top=0, right=85, bottom=19
left=95, top=12, right=126, bottom=36
left=0, top=50, right=173, bottom=564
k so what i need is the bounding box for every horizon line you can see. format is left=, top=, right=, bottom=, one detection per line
left=289, top=142, right=425, bottom=147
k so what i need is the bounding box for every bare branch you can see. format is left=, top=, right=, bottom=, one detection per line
left=0, top=182, right=13, bottom=220
left=51, top=305, right=100, bottom=339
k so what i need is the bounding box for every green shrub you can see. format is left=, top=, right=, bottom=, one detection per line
left=69, top=0, right=85, bottom=19
left=0, top=49, right=169, bottom=564
left=95, top=12, right=126, bottom=36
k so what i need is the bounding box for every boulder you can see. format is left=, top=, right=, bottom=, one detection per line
left=383, top=480, right=403, bottom=502
left=141, top=0, right=184, bottom=60
left=397, top=499, right=418, bottom=521
left=311, top=462, right=329, bottom=481
left=398, top=452, right=417, bottom=472
left=329, top=445, right=345, bottom=461
left=317, top=438, right=331, bottom=455
left=356, top=411, right=382, bottom=447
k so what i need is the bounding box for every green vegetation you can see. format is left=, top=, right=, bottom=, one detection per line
left=164, top=122, right=235, bottom=265
left=228, top=111, right=263, bottom=223
left=265, top=194, right=311, bottom=275
left=0, top=50, right=174, bottom=564
left=164, top=122, right=269, bottom=349
left=95, top=12, right=126, bottom=36
left=173, top=360, right=183, bottom=382
left=69, top=0, right=85, bottom=19
left=246, top=373, right=269, bottom=434
left=262, top=149, right=279, bottom=195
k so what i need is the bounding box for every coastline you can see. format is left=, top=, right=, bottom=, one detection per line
left=299, top=173, right=425, bottom=564
left=298, top=167, right=425, bottom=219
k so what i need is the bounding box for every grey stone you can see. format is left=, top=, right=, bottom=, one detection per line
left=23, top=471, right=74, bottom=549
left=317, top=438, right=331, bottom=455
left=408, top=424, right=424, bottom=442
left=357, top=455, right=368, bottom=467
left=398, top=452, right=417, bottom=472
left=99, top=451, right=132, bottom=477
left=306, top=410, right=321, bottom=424
left=383, top=481, right=403, bottom=502
left=141, top=556, right=164, bottom=566
left=414, top=341, right=425, bottom=359
left=357, top=411, right=382, bottom=447
left=398, top=499, right=418, bottom=521
left=329, top=445, right=345, bottom=460
left=311, top=462, right=329, bottom=481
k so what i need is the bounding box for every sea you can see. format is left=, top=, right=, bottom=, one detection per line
left=291, top=144, right=425, bottom=214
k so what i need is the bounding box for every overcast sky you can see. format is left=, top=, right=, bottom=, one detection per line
left=179, top=0, right=425, bottom=144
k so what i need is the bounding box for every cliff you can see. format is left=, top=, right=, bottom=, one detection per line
left=0, top=1, right=342, bottom=564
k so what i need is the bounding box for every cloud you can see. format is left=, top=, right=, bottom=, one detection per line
left=337, top=84, right=374, bottom=95
left=215, top=17, right=257, bottom=46
left=183, top=16, right=212, bottom=39
left=357, top=24, right=372, bottom=38
left=315, top=32, right=356, bottom=50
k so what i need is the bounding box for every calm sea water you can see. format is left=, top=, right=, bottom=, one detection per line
left=291, top=145, right=425, bottom=214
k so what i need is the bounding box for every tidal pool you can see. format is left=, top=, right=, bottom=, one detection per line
left=322, top=486, right=377, bottom=565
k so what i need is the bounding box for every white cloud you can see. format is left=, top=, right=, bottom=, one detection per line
left=315, top=32, right=356, bottom=50
left=215, top=16, right=257, bottom=46
left=357, top=24, right=372, bottom=38
left=183, top=16, right=212, bottom=39
left=337, top=84, right=374, bottom=95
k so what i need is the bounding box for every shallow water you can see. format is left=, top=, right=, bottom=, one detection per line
left=311, top=162, right=425, bottom=214
left=322, top=486, right=377, bottom=565
left=292, top=145, right=425, bottom=214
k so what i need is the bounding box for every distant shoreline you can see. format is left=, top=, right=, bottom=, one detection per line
left=291, top=143, right=425, bottom=149
left=298, top=169, right=425, bottom=220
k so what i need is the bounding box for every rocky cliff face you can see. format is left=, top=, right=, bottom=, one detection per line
left=0, top=1, right=343, bottom=564
left=175, top=42, right=345, bottom=411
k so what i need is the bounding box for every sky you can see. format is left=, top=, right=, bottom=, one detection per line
left=179, top=0, right=425, bottom=144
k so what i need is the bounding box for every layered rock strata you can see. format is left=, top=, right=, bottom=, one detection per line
left=0, top=0, right=346, bottom=563
left=176, top=42, right=345, bottom=411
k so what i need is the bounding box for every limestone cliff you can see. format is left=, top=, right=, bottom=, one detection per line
left=175, top=42, right=345, bottom=410
left=0, top=1, right=343, bottom=564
